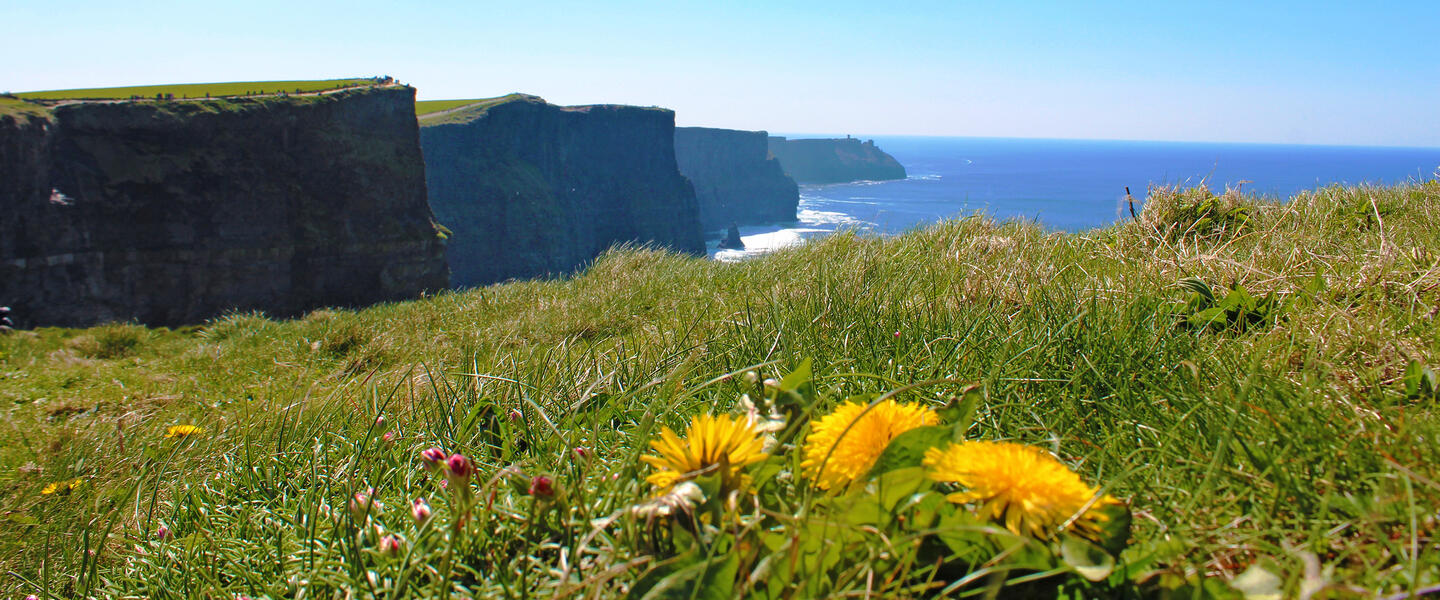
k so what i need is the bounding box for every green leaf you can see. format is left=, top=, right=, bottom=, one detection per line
left=628, top=549, right=699, bottom=600
left=1088, top=500, right=1132, bottom=557
left=871, top=466, right=931, bottom=512
left=778, top=357, right=812, bottom=394
left=1176, top=278, right=1215, bottom=304
left=865, top=425, right=952, bottom=479
left=749, top=455, right=787, bottom=491
left=1229, top=286, right=1255, bottom=312
left=933, top=507, right=990, bottom=558
left=1060, top=535, right=1115, bottom=582
left=1404, top=360, right=1423, bottom=397
left=1117, top=537, right=1188, bottom=580
left=1189, top=307, right=1227, bottom=328
left=938, top=385, right=983, bottom=438
left=5, top=513, right=38, bottom=526
left=839, top=495, right=886, bottom=527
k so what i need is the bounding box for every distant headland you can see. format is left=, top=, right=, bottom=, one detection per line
left=767, top=135, right=907, bottom=184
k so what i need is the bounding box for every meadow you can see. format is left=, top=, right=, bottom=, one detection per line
left=12, top=78, right=382, bottom=101
left=1, top=183, right=1437, bottom=598
left=416, top=94, right=532, bottom=123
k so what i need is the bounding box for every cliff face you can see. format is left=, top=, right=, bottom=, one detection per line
left=0, top=87, right=448, bottom=328
left=420, top=95, right=704, bottom=287
left=767, top=136, right=907, bottom=184
left=674, top=127, right=798, bottom=231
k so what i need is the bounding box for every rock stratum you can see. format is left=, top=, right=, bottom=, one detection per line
left=673, top=127, right=798, bottom=231
left=767, top=136, right=907, bottom=184
left=419, top=94, right=704, bottom=287
left=0, top=86, right=448, bottom=328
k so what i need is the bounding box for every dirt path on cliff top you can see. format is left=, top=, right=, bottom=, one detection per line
left=40, top=82, right=407, bottom=108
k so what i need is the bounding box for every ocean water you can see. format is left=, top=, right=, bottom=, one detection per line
left=710, top=136, right=1440, bottom=261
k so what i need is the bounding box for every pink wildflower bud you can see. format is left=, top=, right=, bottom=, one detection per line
left=507, top=409, right=522, bottom=422
left=529, top=475, right=555, bottom=499
left=382, top=431, right=396, bottom=443
left=573, top=447, right=589, bottom=459
left=379, top=534, right=404, bottom=558
left=27, top=595, right=41, bottom=600
left=411, top=498, right=432, bottom=525
left=156, top=524, right=172, bottom=541
left=375, top=415, right=385, bottom=427
left=894, top=330, right=901, bottom=338
left=349, top=488, right=378, bottom=522
left=420, top=447, right=447, bottom=471
left=446, top=454, right=472, bottom=484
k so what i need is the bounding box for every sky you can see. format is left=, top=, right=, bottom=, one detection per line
left=5, top=1, right=1438, bottom=147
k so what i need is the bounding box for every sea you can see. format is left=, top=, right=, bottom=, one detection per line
left=709, top=136, right=1440, bottom=261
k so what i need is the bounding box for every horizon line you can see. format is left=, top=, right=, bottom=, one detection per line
left=752, top=131, right=1440, bottom=152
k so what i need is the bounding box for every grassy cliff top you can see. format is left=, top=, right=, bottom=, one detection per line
left=415, top=93, right=538, bottom=124
left=3, top=183, right=1439, bottom=597
left=15, top=77, right=384, bottom=101
left=0, top=96, right=51, bottom=119
left=416, top=93, right=674, bottom=125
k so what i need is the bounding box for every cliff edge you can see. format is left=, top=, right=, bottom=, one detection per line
left=674, top=127, right=798, bottom=231
left=0, top=86, right=448, bottom=327
left=767, top=136, right=906, bottom=184
left=419, top=94, right=704, bottom=287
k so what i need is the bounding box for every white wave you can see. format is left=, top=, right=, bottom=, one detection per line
left=796, top=208, right=868, bottom=227
left=709, top=227, right=813, bottom=263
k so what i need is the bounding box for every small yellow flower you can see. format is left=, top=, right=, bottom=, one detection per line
left=801, top=399, right=938, bottom=490
left=41, top=477, right=83, bottom=496
left=641, top=414, right=768, bottom=496
left=923, top=440, right=1119, bottom=539
left=164, top=425, right=204, bottom=439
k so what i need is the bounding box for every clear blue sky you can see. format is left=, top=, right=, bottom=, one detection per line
left=6, top=1, right=1438, bottom=147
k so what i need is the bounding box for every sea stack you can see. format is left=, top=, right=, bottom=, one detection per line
left=767, top=136, right=906, bottom=184
left=674, top=127, right=798, bottom=230
left=0, top=85, right=448, bottom=328
left=718, top=223, right=745, bottom=250
left=419, top=94, right=705, bottom=287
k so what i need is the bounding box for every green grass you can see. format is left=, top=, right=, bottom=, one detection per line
left=0, top=96, right=51, bottom=119
left=416, top=93, right=536, bottom=124
left=14, top=78, right=383, bottom=101
left=2, top=182, right=1439, bottom=598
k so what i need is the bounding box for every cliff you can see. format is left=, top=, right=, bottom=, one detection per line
left=674, top=127, right=798, bottom=231
left=0, top=86, right=448, bottom=328
left=419, top=94, right=704, bottom=287
left=767, top=136, right=907, bottom=184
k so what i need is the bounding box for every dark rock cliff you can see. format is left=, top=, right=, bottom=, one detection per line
left=674, top=127, right=798, bottom=231
left=0, top=86, right=448, bottom=328
left=767, top=136, right=907, bottom=184
left=419, top=94, right=704, bottom=287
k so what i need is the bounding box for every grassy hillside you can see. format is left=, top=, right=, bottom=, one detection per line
left=0, top=96, right=51, bottom=118
left=416, top=93, right=534, bottom=124
left=2, top=183, right=1438, bottom=598
left=14, top=78, right=382, bottom=101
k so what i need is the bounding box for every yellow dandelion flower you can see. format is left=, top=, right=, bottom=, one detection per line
left=164, top=425, right=204, bottom=439
left=640, top=414, right=767, bottom=496
left=41, top=477, right=83, bottom=496
left=923, top=440, right=1119, bottom=539
left=801, top=399, right=939, bottom=490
